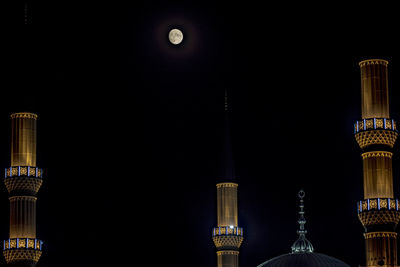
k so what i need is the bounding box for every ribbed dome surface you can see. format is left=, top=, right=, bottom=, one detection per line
left=257, top=252, right=350, bottom=267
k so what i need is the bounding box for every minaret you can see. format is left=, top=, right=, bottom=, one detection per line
left=3, top=113, right=44, bottom=266
left=212, top=90, right=244, bottom=267
left=355, top=59, right=400, bottom=267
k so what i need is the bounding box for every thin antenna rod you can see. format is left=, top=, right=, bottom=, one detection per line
left=224, top=89, right=228, bottom=112
left=24, top=2, right=29, bottom=25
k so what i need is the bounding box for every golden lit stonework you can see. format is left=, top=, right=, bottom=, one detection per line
left=358, top=198, right=400, bottom=227
left=213, top=226, right=244, bottom=250
left=361, top=151, right=393, bottom=159
left=359, top=59, right=389, bottom=67
left=355, top=60, right=399, bottom=267
left=10, top=113, right=38, bottom=120
left=217, top=251, right=240, bottom=256
left=355, top=130, right=398, bottom=149
left=213, top=181, right=243, bottom=267
left=3, top=113, right=44, bottom=266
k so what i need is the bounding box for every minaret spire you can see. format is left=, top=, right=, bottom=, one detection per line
left=221, top=88, right=235, bottom=181
left=24, top=1, right=29, bottom=25
left=212, top=89, right=243, bottom=267
left=291, top=190, right=314, bottom=253
left=224, top=88, right=228, bottom=112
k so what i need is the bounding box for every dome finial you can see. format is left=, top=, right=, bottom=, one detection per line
left=291, top=189, right=314, bottom=253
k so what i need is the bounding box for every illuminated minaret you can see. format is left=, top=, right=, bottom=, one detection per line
left=355, top=59, right=400, bottom=267
left=212, top=91, right=244, bottom=267
left=3, top=113, right=44, bottom=266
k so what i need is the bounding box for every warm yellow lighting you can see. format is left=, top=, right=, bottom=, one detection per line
left=4, top=112, right=44, bottom=265
left=11, top=113, right=37, bottom=167
left=359, top=59, right=389, bottom=67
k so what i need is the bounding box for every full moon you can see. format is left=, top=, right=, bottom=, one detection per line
left=169, top=29, right=183, bottom=45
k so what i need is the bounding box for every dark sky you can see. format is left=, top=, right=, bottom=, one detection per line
left=1, top=1, right=400, bottom=266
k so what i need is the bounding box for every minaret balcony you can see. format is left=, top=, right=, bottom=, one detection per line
left=4, top=166, right=43, bottom=179
left=3, top=238, right=43, bottom=264
left=212, top=226, right=244, bottom=250
left=212, top=226, right=243, bottom=237
left=354, top=118, right=398, bottom=149
left=357, top=198, right=400, bottom=228
left=354, top=118, right=397, bottom=134
left=3, top=238, right=43, bottom=251
left=3, top=166, right=43, bottom=196
left=358, top=198, right=399, bottom=213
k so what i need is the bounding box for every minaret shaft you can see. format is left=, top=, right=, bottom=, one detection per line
left=11, top=114, right=37, bottom=167
left=9, top=114, right=38, bottom=240
left=217, top=183, right=238, bottom=227
left=362, top=152, right=393, bottom=199
left=355, top=59, right=399, bottom=267
left=9, top=196, right=37, bottom=238
left=365, top=232, right=397, bottom=267
left=217, top=251, right=239, bottom=267
left=360, top=60, right=389, bottom=119
left=214, top=182, right=242, bottom=267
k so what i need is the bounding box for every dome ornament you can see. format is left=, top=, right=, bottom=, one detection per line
left=291, top=189, right=314, bottom=253
left=298, top=189, right=305, bottom=199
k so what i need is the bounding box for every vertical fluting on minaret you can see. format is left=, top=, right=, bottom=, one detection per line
left=216, top=183, right=238, bottom=227
left=355, top=59, right=400, bottom=267
left=212, top=91, right=243, bottom=267
left=360, top=60, right=390, bottom=119
left=11, top=113, right=37, bottom=169
left=3, top=113, right=44, bottom=267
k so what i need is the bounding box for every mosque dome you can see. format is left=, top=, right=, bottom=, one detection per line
left=257, top=252, right=351, bottom=267
left=257, top=190, right=350, bottom=267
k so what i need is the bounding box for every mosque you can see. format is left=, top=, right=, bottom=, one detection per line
left=1, top=2, right=397, bottom=267
left=212, top=59, right=400, bottom=267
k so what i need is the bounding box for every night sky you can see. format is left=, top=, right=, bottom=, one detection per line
left=1, top=1, right=400, bottom=266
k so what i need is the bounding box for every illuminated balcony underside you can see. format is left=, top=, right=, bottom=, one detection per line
left=357, top=198, right=400, bottom=228
left=359, top=209, right=400, bottom=228
left=3, top=238, right=43, bottom=264
left=355, top=130, right=398, bottom=149
left=212, top=226, right=243, bottom=251
left=3, top=249, right=42, bottom=265
left=4, top=177, right=43, bottom=195
left=213, top=235, right=244, bottom=250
